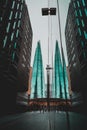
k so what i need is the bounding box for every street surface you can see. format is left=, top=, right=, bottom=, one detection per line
left=0, top=111, right=87, bottom=130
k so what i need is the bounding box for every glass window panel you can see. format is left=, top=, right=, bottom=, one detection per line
left=82, top=0, right=85, bottom=6
left=73, top=2, right=76, bottom=8
left=18, top=20, right=21, bottom=27
left=22, top=0, right=24, bottom=3
left=6, top=23, right=10, bottom=33
left=17, top=4, right=19, bottom=10
left=3, top=36, right=7, bottom=48
left=11, top=32, right=14, bottom=41
left=12, top=1, right=15, bottom=9
left=84, top=8, right=87, bottom=16
left=12, top=52, right=15, bottom=61
left=83, top=52, right=86, bottom=59
left=21, top=5, right=23, bottom=10
left=14, top=42, right=17, bottom=49
left=79, top=10, right=82, bottom=16
left=77, top=1, right=80, bottom=7
left=13, top=22, right=16, bottom=29
left=0, top=17, right=2, bottom=21
left=84, top=31, right=87, bottom=39
left=9, top=11, right=13, bottom=20
left=15, top=12, right=18, bottom=19
left=16, top=29, right=19, bottom=37
left=19, top=12, right=22, bottom=19
left=76, top=18, right=80, bottom=26
left=78, top=28, right=82, bottom=36
left=81, top=41, right=84, bottom=47
left=81, top=19, right=84, bottom=27
left=75, top=10, right=78, bottom=17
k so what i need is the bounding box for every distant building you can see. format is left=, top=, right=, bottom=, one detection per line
left=52, top=41, right=69, bottom=99
left=30, top=41, right=45, bottom=99
left=0, top=0, right=33, bottom=112
left=65, top=0, right=87, bottom=105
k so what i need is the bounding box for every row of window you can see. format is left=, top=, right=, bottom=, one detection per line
left=3, top=29, right=19, bottom=48
left=76, top=18, right=84, bottom=27
left=75, top=8, right=87, bottom=17
left=6, top=20, right=21, bottom=35
left=9, top=11, right=22, bottom=21
left=78, top=28, right=87, bottom=39
left=11, top=1, right=24, bottom=10
left=73, top=0, right=86, bottom=8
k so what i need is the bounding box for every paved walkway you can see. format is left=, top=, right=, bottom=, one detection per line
left=0, top=111, right=87, bottom=130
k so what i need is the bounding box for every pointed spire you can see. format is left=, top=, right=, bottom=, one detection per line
left=30, top=41, right=45, bottom=99
left=52, top=40, right=69, bottom=99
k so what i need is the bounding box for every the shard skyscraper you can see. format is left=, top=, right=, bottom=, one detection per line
left=52, top=40, right=69, bottom=99
left=30, top=41, right=45, bottom=99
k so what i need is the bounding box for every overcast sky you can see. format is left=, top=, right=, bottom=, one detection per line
left=25, top=0, right=70, bottom=81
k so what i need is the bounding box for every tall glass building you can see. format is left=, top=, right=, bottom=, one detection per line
left=65, top=0, right=87, bottom=104
left=30, top=41, right=45, bottom=99
left=52, top=41, right=69, bottom=99
left=0, top=0, right=33, bottom=112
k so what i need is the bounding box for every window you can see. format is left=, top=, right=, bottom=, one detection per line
left=9, top=11, right=13, bottom=20
left=6, top=23, right=10, bottom=33
left=19, top=12, right=22, bottom=19
left=78, top=28, right=82, bottom=36
left=72, top=54, right=75, bottom=61
left=23, top=55, right=26, bottom=61
left=84, top=8, right=87, bottom=16
left=77, top=1, right=80, bottom=7
left=23, top=48, right=26, bottom=55
left=76, top=18, right=80, bottom=26
left=16, top=29, right=19, bottom=37
left=13, top=22, right=16, bottom=29
left=17, top=4, right=20, bottom=10
left=11, top=32, right=14, bottom=41
left=84, top=31, right=87, bottom=39
left=75, top=10, right=78, bottom=17
left=73, top=62, right=76, bottom=67
left=81, top=41, right=84, bottom=48
left=14, top=42, right=17, bottom=49
left=12, top=52, right=15, bottom=61
left=15, top=12, right=18, bottom=19
left=22, top=63, right=25, bottom=67
left=79, top=10, right=82, bottom=16
left=0, top=17, right=2, bottom=21
left=81, top=19, right=84, bottom=27
left=12, top=1, right=15, bottom=9
left=21, top=5, right=23, bottom=10
left=22, top=0, right=24, bottom=3
left=83, top=52, right=86, bottom=59
left=82, top=0, right=85, bottom=6
left=73, top=3, right=76, bottom=8
left=3, top=36, right=7, bottom=48
left=18, top=20, right=21, bottom=27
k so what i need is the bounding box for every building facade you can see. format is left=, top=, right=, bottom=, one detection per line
left=65, top=0, right=87, bottom=105
left=0, top=0, right=33, bottom=112
left=30, top=41, right=45, bottom=99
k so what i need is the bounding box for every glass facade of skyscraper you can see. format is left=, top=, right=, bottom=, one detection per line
left=30, top=41, right=45, bottom=99
left=52, top=41, right=69, bottom=99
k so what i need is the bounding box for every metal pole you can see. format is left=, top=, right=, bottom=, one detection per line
left=47, top=66, right=50, bottom=111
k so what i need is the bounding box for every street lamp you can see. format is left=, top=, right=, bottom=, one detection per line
left=42, top=7, right=56, bottom=111
left=42, top=8, right=56, bottom=15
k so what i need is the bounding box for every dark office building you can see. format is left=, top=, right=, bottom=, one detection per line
left=0, top=0, right=33, bottom=113
left=65, top=0, right=87, bottom=106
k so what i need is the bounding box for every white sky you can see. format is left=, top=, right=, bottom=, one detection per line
left=25, top=0, right=70, bottom=82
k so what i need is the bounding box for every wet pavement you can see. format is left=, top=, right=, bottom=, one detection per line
left=0, top=111, right=87, bottom=130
